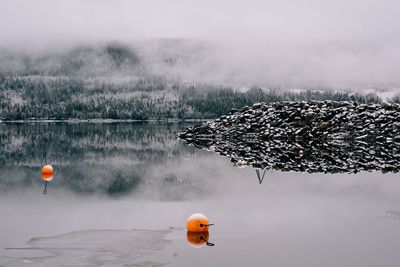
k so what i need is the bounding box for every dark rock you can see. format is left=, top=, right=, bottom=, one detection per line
left=178, top=100, right=400, bottom=174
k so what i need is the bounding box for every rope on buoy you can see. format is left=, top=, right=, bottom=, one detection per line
left=200, top=223, right=214, bottom=227
left=42, top=150, right=48, bottom=165
left=43, top=181, right=48, bottom=195
left=200, top=236, right=215, bottom=246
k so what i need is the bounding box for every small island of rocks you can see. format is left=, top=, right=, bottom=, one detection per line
left=178, top=101, right=400, bottom=173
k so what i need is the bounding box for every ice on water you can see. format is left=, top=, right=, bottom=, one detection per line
left=1, top=229, right=172, bottom=267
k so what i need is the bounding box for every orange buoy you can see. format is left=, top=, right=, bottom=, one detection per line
left=42, top=165, right=54, bottom=182
left=187, top=231, right=209, bottom=248
left=186, top=213, right=213, bottom=232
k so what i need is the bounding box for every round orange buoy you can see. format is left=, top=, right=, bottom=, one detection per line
left=42, top=165, right=53, bottom=182
left=186, top=213, right=213, bottom=232
left=187, top=231, right=209, bottom=248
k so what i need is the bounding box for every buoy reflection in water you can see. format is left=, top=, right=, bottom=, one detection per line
left=186, top=231, right=214, bottom=248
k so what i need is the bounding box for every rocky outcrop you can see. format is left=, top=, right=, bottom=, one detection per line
left=178, top=101, right=400, bottom=173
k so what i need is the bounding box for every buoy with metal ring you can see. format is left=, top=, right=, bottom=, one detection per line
left=41, top=165, right=54, bottom=194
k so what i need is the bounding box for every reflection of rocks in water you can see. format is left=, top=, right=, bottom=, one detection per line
left=255, top=168, right=267, bottom=184
left=3, top=229, right=171, bottom=267
left=178, top=101, right=400, bottom=173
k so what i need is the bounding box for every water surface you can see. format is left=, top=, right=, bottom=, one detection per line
left=0, top=122, right=400, bottom=266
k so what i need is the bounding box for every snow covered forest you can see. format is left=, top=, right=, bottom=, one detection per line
left=0, top=42, right=389, bottom=120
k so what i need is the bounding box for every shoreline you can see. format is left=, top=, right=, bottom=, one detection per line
left=0, top=118, right=209, bottom=124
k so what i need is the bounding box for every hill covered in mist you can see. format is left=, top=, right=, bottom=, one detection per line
left=0, top=40, right=394, bottom=120
left=0, top=40, right=207, bottom=78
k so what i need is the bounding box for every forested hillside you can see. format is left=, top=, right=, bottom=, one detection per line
left=0, top=42, right=389, bottom=120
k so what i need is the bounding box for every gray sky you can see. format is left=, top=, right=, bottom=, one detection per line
left=1, top=0, right=400, bottom=89
left=1, top=0, right=399, bottom=44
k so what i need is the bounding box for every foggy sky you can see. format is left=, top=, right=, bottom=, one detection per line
left=1, top=0, right=399, bottom=44
left=1, top=0, right=400, bottom=89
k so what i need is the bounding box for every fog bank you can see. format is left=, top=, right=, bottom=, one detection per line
left=1, top=0, right=400, bottom=90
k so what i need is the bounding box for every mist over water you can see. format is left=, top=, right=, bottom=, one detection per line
left=1, top=123, right=400, bottom=266
left=0, top=122, right=216, bottom=200
left=1, top=1, right=400, bottom=265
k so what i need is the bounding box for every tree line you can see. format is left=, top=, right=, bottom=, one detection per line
left=0, top=74, right=385, bottom=121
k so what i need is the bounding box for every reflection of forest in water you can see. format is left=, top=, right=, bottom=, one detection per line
left=0, top=122, right=209, bottom=198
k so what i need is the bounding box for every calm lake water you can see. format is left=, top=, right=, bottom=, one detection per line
left=1, top=122, right=400, bottom=266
